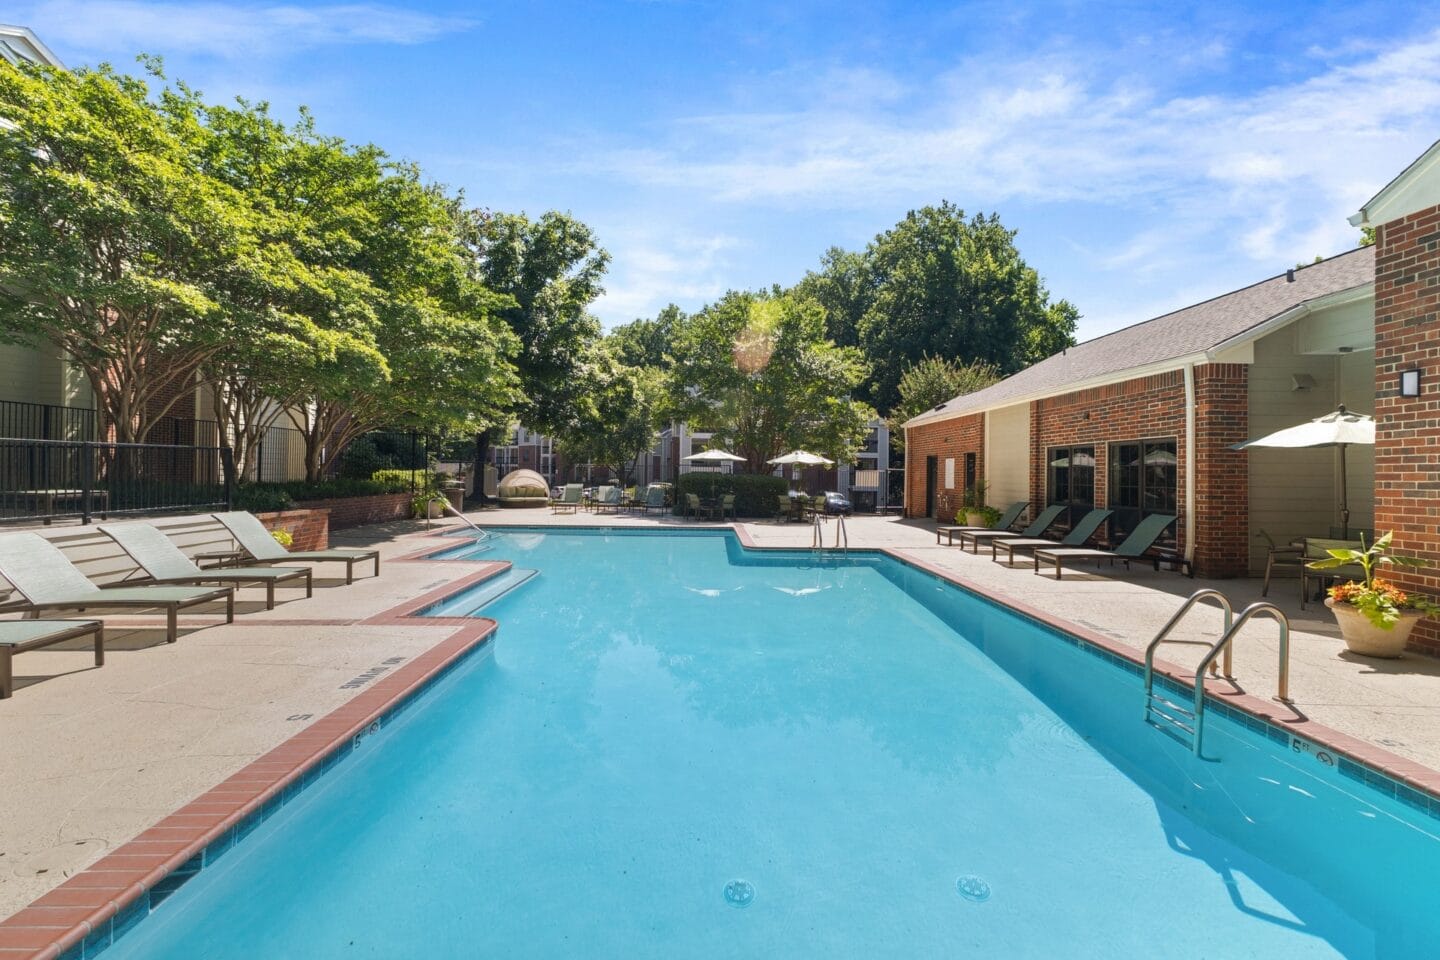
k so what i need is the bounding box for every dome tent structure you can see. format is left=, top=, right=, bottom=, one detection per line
left=497, top=469, right=550, bottom=508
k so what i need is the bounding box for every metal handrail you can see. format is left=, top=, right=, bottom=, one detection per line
left=1190, top=602, right=1291, bottom=757
left=833, top=514, right=848, bottom=552
left=1143, top=589, right=1235, bottom=715
left=811, top=511, right=824, bottom=549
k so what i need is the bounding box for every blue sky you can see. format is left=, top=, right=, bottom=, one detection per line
left=14, top=1, right=1440, bottom=341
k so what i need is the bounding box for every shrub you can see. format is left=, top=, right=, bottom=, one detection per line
left=231, top=475, right=416, bottom=512
left=673, top=473, right=789, bottom=517
left=232, top=484, right=294, bottom=513
left=371, top=468, right=437, bottom=492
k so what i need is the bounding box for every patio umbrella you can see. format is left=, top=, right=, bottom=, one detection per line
left=682, top=448, right=745, bottom=497
left=1231, top=405, right=1375, bottom=537
left=767, top=450, right=835, bottom=491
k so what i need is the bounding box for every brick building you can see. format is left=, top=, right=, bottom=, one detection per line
left=904, top=247, right=1376, bottom=580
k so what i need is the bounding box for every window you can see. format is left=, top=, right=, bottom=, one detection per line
left=1047, top=445, right=1095, bottom=529
left=1107, top=439, right=1178, bottom=544
left=964, top=452, right=977, bottom=496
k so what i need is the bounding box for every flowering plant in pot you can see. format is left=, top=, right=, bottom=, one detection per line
left=1310, top=532, right=1439, bottom=658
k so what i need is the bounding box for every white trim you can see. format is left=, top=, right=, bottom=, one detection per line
left=1183, top=363, right=1196, bottom=565
left=1350, top=138, right=1440, bottom=227
left=0, top=25, right=64, bottom=68
left=1205, top=283, right=1374, bottom=357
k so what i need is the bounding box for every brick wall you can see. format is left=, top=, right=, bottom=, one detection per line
left=1193, top=364, right=1250, bottom=577
left=904, top=413, right=983, bottom=520
left=256, top=508, right=329, bottom=551
left=295, top=492, right=412, bottom=531
left=1373, top=207, right=1440, bottom=653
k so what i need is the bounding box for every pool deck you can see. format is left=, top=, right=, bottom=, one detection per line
left=2, top=508, right=1439, bottom=939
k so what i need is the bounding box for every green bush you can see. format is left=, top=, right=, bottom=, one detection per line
left=232, top=484, right=294, bottom=513
left=673, top=473, right=788, bottom=517
left=232, top=475, right=416, bottom=512
left=371, top=468, right=437, bottom=492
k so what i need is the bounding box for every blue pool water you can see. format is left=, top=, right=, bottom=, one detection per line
left=109, top=529, right=1439, bottom=958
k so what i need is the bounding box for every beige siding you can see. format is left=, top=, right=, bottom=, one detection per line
left=1246, top=326, right=1376, bottom=574
left=0, top=342, right=71, bottom=407
left=985, top=402, right=1030, bottom=509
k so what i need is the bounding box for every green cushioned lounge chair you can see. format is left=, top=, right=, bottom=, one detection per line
left=594, top=485, right=623, bottom=514
left=644, top=485, right=670, bottom=515
left=1034, top=514, right=1182, bottom=580
left=0, top=619, right=103, bottom=698
left=550, top=484, right=583, bottom=514
left=213, top=512, right=380, bottom=585
left=100, top=523, right=312, bottom=611
left=958, top=504, right=1066, bottom=554
left=991, top=508, right=1114, bottom=566
left=0, top=532, right=233, bottom=644
left=936, top=501, right=1027, bottom=545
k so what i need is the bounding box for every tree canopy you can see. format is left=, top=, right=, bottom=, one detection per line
left=668, top=291, right=874, bottom=473
left=890, top=356, right=1002, bottom=434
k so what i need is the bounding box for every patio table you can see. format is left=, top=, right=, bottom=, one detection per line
left=11, top=489, right=109, bottom=525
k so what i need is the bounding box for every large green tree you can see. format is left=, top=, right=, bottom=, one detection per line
left=556, top=351, right=665, bottom=484
left=607, top=303, right=683, bottom=370
left=0, top=60, right=279, bottom=443
left=668, top=291, right=874, bottom=473
left=797, top=203, right=1077, bottom=414
left=889, top=355, right=1001, bottom=437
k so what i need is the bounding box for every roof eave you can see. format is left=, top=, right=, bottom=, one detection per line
left=1349, top=138, right=1440, bottom=227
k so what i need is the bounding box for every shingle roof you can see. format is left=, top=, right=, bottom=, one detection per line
left=905, top=246, right=1375, bottom=427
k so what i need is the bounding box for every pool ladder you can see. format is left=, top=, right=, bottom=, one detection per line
left=1142, top=589, right=1292, bottom=757
left=811, top=513, right=848, bottom=553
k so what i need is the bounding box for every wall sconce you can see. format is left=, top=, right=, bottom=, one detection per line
left=1401, top=368, right=1423, bottom=398
left=1290, top=373, right=1316, bottom=392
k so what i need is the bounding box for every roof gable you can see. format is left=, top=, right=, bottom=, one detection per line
left=906, top=246, right=1374, bottom=427
left=1350, top=139, right=1440, bottom=229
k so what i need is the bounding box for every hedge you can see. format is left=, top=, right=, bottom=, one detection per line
left=673, top=473, right=788, bottom=517
left=232, top=476, right=417, bottom=513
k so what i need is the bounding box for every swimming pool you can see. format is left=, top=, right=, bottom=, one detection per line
left=107, top=528, right=1438, bottom=958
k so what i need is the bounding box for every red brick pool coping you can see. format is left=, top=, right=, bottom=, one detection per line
left=0, top=548, right=514, bottom=959
left=4, top=519, right=1438, bottom=956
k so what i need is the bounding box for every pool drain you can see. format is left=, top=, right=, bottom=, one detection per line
left=724, top=879, right=755, bottom=908
left=956, top=875, right=991, bottom=902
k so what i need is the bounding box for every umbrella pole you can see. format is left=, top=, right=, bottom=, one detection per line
left=1338, top=443, right=1350, bottom=539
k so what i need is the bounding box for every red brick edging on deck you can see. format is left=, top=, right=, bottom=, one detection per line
left=0, top=537, right=513, bottom=960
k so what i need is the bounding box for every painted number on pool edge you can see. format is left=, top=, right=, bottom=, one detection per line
left=1291, top=736, right=1336, bottom=768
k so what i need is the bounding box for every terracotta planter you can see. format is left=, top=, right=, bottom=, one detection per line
left=965, top=511, right=986, bottom=526
left=1325, top=598, right=1424, bottom=658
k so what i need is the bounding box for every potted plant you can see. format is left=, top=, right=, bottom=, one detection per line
left=1311, top=532, right=1439, bottom=658
left=961, top=480, right=989, bottom=527
left=411, top=489, right=446, bottom=519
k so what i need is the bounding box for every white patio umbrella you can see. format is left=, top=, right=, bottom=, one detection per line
left=767, top=450, right=835, bottom=490
left=681, top=448, right=745, bottom=497
left=1231, top=405, right=1375, bottom=536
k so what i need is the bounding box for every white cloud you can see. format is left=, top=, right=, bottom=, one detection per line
left=18, top=0, right=473, bottom=58
left=592, top=230, right=741, bottom=327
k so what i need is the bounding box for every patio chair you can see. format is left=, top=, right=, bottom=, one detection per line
left=0, top=619, right=103, bottom=698
left=958, top=504, right=1066, bottom=554
left=0, top=532, right=233, bottom=644
left=937, top=501, right=1027, bottom=545
left=718, top=494, right=737, bottom=521
left=643, top=485, right=669, bottom=515
left=550, top=484, right=583, bottom=514
left=589, top=486, right=615, bottom=513
left=1300, top=537, right=1367, bottom=609
left=593, top=486, right=623, bottom=514
left=991, top=508, right=1113, bottom=566
left=100, top=522, right=312, bottom=611
left=1033, top=514, right=1181, bottom=580
left=776, top=494, right=792, bottom=522
left=623, top=486, right=646, bottom=513
left=685, top=493, right=707, bottom=521
left=213, top=512, right=380, bottom=585
left=1259, top=529, right=1303, bottom=597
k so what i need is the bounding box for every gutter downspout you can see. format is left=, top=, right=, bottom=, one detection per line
left=1183, top=363, right=1197, bottom=568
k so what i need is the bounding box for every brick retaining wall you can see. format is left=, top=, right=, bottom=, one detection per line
left=255, top=509, right=329, bottom=551
left=296, top=492, right=412, bottom=531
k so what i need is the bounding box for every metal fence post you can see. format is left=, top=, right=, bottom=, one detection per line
left=220, top=445, right=236, bottom=510
left=80, top=441, right=94, bottom=525
left=409, top=431, right=418, bottom=493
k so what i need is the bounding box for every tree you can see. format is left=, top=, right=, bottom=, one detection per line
left=0, top=60, right=275, bottom=443
left=845, top=203, right=1077, bottom=413
left=556, top=352, right=665, bottom=484
left=669, top=291, right=874, bottom=473
left=607, top=304, right=683, bottom=369
left=889, top=356, right=1001, bottom=436
left=793, top=247, right=872, bottom=349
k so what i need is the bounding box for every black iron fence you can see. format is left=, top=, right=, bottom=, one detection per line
left=0, top=400, right=96, bottom=441
left=0, top=438, right=233, bottom=525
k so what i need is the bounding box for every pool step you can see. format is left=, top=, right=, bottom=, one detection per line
left=428, top=567, right=539, bottom=617
left=1144, top=691, right=1196, bottom=748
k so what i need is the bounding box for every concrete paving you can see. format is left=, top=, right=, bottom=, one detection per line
left=2, top=507, right=1439, bottom=920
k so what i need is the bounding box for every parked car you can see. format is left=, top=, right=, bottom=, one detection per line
left=823, top=491, right=853, bottom=515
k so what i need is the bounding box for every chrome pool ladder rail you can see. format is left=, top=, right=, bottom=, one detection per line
left=833, top=514, right=848, bottom=552
left=1143, top=589, right=1234, bottom=749
left=1189, top=602, right=1291, bottom=757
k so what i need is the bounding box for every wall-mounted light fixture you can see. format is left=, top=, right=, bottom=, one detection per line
left=1290, top=373, right=1316, bottom=392
left=1401, top=368, right=1423, bottom=398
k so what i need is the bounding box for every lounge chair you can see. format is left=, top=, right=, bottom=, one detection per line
left=936, top=501, right=1027, bottom=545
left=643, top=485, right=669, bottom=515
left=588, top=485, right=614, bottom=513
left=991, top=508, right=1113, bottom=566
left=1033, top=514, right=1182, bottom=579
left=100, top=523, right=312, bottom=611
left=0, top=532, right=233, bottom=644
left=593, top=486, right=623, bottom=514
left=212, top=512, right=380, bottom=585
left=550, top=484, right=582, bottom=514
left=958, top=504, right=1066, bottom=554
left=0, top=619, right=103, bottom=698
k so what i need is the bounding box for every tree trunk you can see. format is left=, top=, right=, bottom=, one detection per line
left=472, top=428, right=493, bottom=505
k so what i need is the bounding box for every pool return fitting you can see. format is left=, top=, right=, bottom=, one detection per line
left=1143, top=588, right=1291, bottom=757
